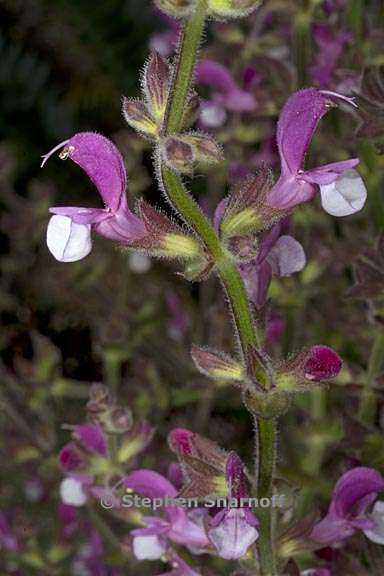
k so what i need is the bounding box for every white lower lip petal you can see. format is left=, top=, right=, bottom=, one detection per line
left=46, top=215, right=92, bottom=262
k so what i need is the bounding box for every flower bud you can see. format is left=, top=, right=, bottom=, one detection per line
left=162, top=137, right=194, bottom=173
left=162, top=233, right=201, bottom=258
left=86, top=383, right=113, bottom=420
left=191, top=345, right=244, bottom=382
left=102, top=407, right=133, bottom=434
left=134, top=199, right=202, bottom=259
left=208, top=0, right=261, bottom=19
left=168, top=428, right=228, bottom=498
left=276, top=345, right=343, bottom=392
left=144, top=52, right=171, bottom=122
left=155, top=0, right=196, bottom=18
left=218, top=168, right=279, bottom=241
left=161, top=132, right=223, bottom=174
left=122, top=97, right=158, bottom=137
left=221, top=208, right=261, bottom=239
left=303, top=345, right=342, bottom=381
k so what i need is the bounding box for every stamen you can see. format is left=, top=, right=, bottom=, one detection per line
left=320, top=90, right=358, bottom=109
left=40, top=139, right=71, bottom=168
left=59, top=145, right=75, bottom=160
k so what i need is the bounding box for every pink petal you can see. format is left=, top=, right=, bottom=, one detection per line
left=65, top=132, right=127, bottom=212
left=301, top=158, right=360, bottom=185
left=277, top=88, right=328, bottom=176
left=74, top=424, right=108, bottom=456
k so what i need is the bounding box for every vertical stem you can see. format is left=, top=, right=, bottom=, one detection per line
left=359, top=329, right=384, bottom=425
left=164, top=0, right=207, bottom=135
left=159, top=3, right=277, bottom=572
left=256, top=419, right=278, bottom=576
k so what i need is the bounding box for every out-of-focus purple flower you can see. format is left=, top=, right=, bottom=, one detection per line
left=42, top=132, right=146, bottom=262
left=125, top=470, right=210, bottom=561
left=251, top=134, right=279, bottom=170
left=310, top=467, right=384, bottom=546
left=72, top=526, right=118, bottom=576
left=266, top=316, right=284, bottom=345
left=165, top=289, right=190, bottom=340
left=0, top=512, right=18, bottom=551
left=239, top=219, right=306, bottom=308
left=58, top=503, right=79, bottom=542
left=266, top=89, right=366, bottom=216
left=59, top=423, right=108, bottom=474
left=208, top=452, right=259, bottom=560
left=195, top=60, right=256, bottom=128
left=73, top=423, right=108, bottom=456
left=149, top=12, right=180, bottom=57
left=310, top=24, right=351, bottom=87
left=58, top=424, right=110, bottom=507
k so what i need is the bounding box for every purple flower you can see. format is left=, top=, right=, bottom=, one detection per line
left=309, top=24, right=351, bottom=87
left=266, top=89, right=366, bottom=216
left=165, top=289, right=190, bottom=340
left=266, top=316, right=284, bottom=346
left=239, top=219, right=306, bottom=308
left=42, top=132, right=146, bottom=262
left=125, top=470, right=210, bottom=561
left=310, top=467, right=384, bottom=546
left=59, top=423, right=108, bottom=474
left=0, top=512, right=18, bottom=552
left=73, top=423, right=108, bottom=456
left=195, top=60, right=256, bottom=127
left=58, top=424, right=109, bottom=506
left=208, top=452, right=259, bottom=560
left=58, top=504, right=79, bottom=542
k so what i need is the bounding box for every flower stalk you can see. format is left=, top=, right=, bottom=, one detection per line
left=158, top=1, right=277, bottom=573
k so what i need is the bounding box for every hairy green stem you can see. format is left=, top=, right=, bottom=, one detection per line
left=164, top=0, right=207, bottom=134
left=256, top=419, right=278, bottom=576
left=159, top=2, right=277, bottom=572
left=359, top=329, right=384, bottom=425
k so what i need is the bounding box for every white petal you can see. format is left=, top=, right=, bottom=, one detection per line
left=133, top=535, right=166, bottom=560
left=46, top=215, right=92, bottom=262
left=60, top=478, right=87, bottom=507
left=128, top=252, right=152, bottom=274
left=267, top=235, right=306, bottom=277
left=363, top=500, right=384, bottom=544
left=320, top=169, right=367, bottom=217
